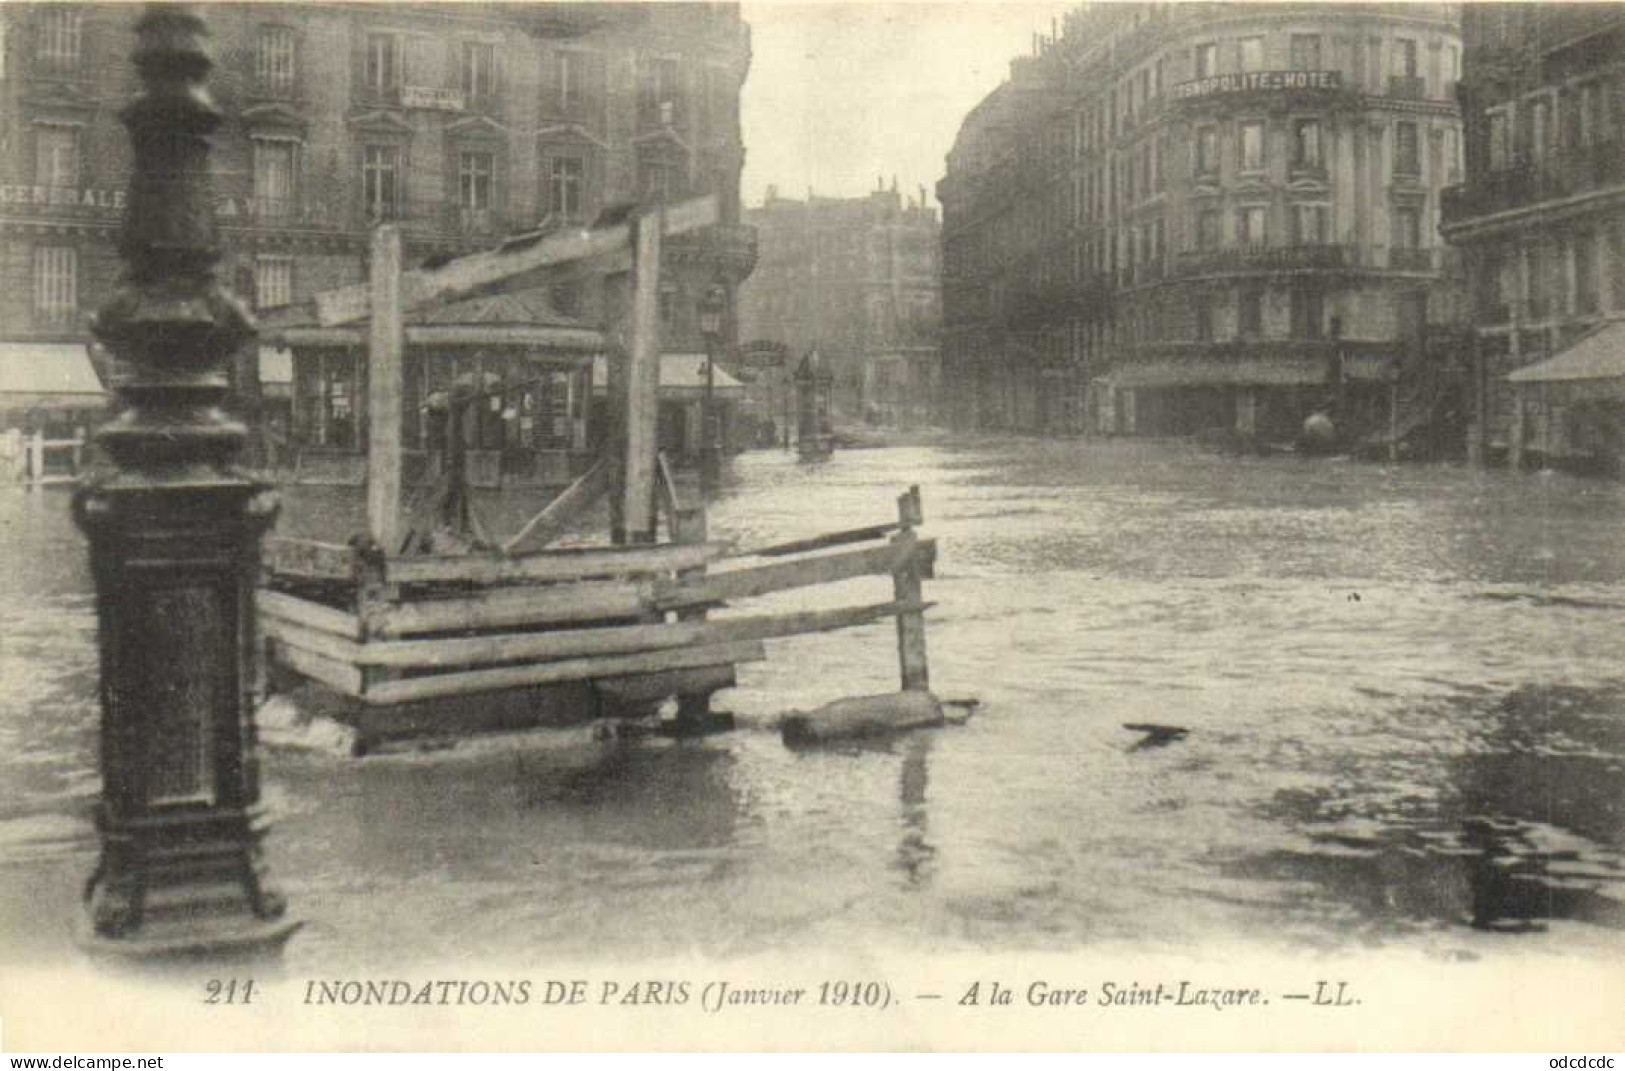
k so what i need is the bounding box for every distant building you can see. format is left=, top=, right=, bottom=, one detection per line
left=738, top=182, right=941, bottom=427
left=940, top=3, right=1467, bottom=450
left=1441, top=4, right=1625, bottom=473
left=0, top=2, right=755, bottom=475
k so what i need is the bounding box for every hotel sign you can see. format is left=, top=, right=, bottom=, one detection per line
left=1175, top=70, right=1342, bottom=100
left=1, top=185, right=334, bottom=226
left=400, top=85, right=466, bottom=111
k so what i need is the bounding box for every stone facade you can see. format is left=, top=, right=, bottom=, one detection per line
left=738, top=183, right=941, bottom=426
left=1441, top=4, right=1625, bottom=471
left=940, top=3, right=1467, bottom=450
left=0, top=1, right=754, bottom=436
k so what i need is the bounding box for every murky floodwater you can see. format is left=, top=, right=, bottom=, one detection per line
left=2, top=438, right=1623, bottom=968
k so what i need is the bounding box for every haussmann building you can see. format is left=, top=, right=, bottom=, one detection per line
left=939, top=2, right=1470, bottom=452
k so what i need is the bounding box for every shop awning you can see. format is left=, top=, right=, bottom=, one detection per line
left=591, top=354, right=746, bottom=400
left=0, top=342, right=107, bottom=409
left=1507, top=322, right=1625, bottom=384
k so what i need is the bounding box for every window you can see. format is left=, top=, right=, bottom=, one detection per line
left=1237, top=205, right=1267, bottom=245
left=1394, top=121, right=1420, bottom=176
left=252, top=138, right=296, bottom=217
left=34, top=246, right=77, bottom=326
left=556, top=51, right=583, bottom=113
left=640, top=56, right=683, bottom=125
left=298, top=352, right=358, bottom=449
left=255, top=256, right=292, bottom=310
left=1238, top=287, right=1264, bottom=336
left=38, top=8, right=82, bottom=74
left=459, top=151, right=493, bottom=210
left=361, top=144, right=401, bottom=220
left=364, top=33, right=400, bottom=95
left=548, top=153, right=584, bottom=220
left=1526, top=97, right=1551, bottom=161
left=1193, top=295, right=1214, bottom=341
left=1291, top=288, right=1324, bottom=338
left=639, top=158, right=679, bottom=202
left=1196, top=126, right=1219, bottom=175
left=1289, top=34, right=1321, bottom=70
left=35, top=124, right=78, bottom=188
left=1444, top=128, right=1462, bottom=183
left=1197, top=208, right=1222, bottom=250
left=1393, top=38, right=1418, bottom=78
left=1292, top=204, right=1328, bottom=245
left=1240, top=121, right=1265, bottom=171
left=1239, top=36, right=1264, bottom=73
left=1488, top=110, right=1510, bottom=170
left=462, top=40, right=496, bottom=102
left=1392, top=206, right=1421, bottom=249
left=1292, top=118, right=1321, bottom=169
left=1575, top=232, right=1598, bottom=314
left=1526, top=243, right=1549, bottom=318
left=1195, top=42, right=1217, bottom=79
left=1445, top=45, right=1460, bottom=93
left=256, top=26, right=296, bottom=94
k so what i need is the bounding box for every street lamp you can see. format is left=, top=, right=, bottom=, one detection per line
left=697, top=282, right=727, bottom=485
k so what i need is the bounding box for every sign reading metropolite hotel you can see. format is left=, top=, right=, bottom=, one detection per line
left=1175, top=70, right=1343, bottom=100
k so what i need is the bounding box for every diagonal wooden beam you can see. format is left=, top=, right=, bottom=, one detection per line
left=314, top=194, right=718, bottom=326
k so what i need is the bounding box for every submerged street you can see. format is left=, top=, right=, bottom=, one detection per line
left=2, top=439, right=1623, bottom=967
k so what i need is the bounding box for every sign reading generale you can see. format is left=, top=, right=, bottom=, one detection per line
left=1175, top=70, right=1343, bottom=100
left=1, top=185, right=334, bottom=225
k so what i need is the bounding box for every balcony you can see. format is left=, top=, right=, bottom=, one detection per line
left=1174, top=243, right=1354, bottom=277
left=1387, top=75, right=1426, bottom=101
left=1388, top=247, right=1435, bottom=271
left=1441, top=142, right=1625, bottom=226
left=444, top=205, right=508, bottom=239
left=223, top=195, right=342, bottom=231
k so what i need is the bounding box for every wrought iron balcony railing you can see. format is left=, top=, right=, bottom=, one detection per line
left=1174, top=243, right=1354, bottom=276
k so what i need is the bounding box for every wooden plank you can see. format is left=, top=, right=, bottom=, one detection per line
left=736, top=522, right=901, bottom=559
left=653, top=538, right=933, bottom=611
left=596, top=664, right=736, bottom=705
left=261, top=615, right=365, bottom=667
left=264, top=536, right=353, bottom=580
left=315, top=194, right=719, bottom=326
left=362, top=640, right=766, bottom=706
left=623, top=208, right=662, bottom=544
left=352, top=598, right=931, bottom=671
left=701, top=600, right=932, bottom=644
left=355, top=619, right=707, bottom=668
left=500, top=457, right=610, bottom=553
left=386, top=540, right=732, bottom=585
left=259, top=589, right=361, bottom=639
left=378, top=580, right=649, bottom=636
left=366, top=225, right=404, bottom=552
left=273, top=642, right=364, bottom=697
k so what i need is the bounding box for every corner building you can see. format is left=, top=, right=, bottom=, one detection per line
left=940, top=3, right=1466, bottom=446
left=0, top=2, right=754, bottom=466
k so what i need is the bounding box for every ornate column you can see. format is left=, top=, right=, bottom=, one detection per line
left=72, top=5, right=299, bottom=960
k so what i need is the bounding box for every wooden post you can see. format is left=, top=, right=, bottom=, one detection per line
left=892, top=485, right=930, bottom=692
left=603, top=270, right=631, bottom=543
left=1388, top=378, right=1400, bottom=463
left=367, top=225, right=404, bottom=554
left=623, top=207, right=663, bottom=545
left=28, top=430, right=43, bottom=483
left=72, top=4, right=297, bottom=960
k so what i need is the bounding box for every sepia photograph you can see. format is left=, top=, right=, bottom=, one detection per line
left=0, top=0, right=1622, bottom=1053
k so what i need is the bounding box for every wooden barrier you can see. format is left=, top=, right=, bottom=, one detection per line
left=260, top=484, right=939, bottom=742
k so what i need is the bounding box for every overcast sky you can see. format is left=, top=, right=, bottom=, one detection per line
left=739, top=2, right=1073, bottom=211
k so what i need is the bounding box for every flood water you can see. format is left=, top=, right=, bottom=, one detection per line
left=2, top=438, right=1623, bottom=969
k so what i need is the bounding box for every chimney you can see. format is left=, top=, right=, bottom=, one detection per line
left=766, top=183, right=778, bottom=203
